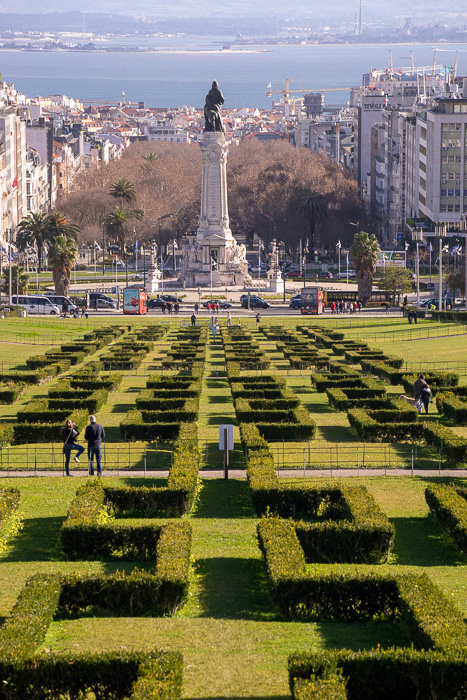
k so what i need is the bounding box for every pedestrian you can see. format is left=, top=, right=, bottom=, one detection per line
left=84, top=415, right=105, bottom=476
left=331, top=302, right=336, bottom=314
left=194, top=303, right=199, bottom=314
left=403, top=295, right=408, bottom=306
left=167, top=302, right=172, bottom=314
left=62, top=299, right=69, bottom=317
left=385, top=303, right=390, bottom=315
left=421, top=382, right=432, bottom=414
left=357, top=300, right=362, bottom=312
left=174, top=302, right=180, bottom=314
left=256, top=312, right=261, bottom=326
left=408, top=310, right=413, bottom=324
left=81, top=305, right=86, bottom=318
left=60, top=418, right=85, bottom=477
left=191, top=312, right=196, bottom=327
left=211, top=322, right=218, bottom=344
left=162, top=301, right=167, bottom=314
left=413, top=373, right=429, bottom=414
left=413, top=309, right=418, bottom=324
left=227, top=311, right=232, bottom=327
left=353, top=302, right=357, bottom=313
left=206, top=302, right=211, bottom=312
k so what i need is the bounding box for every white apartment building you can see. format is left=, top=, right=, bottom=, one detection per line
left=143, top=123, right=190, bottom=143
left=0, top=108, right=27, bottom=247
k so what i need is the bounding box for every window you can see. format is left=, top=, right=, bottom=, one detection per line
left=421, top=126, right=427, bottom=138
left=442, top=139, right=461, bottom=148
left=441, top=189, right=447, bottom=196
left=420, top=177, right=426, bottom=190
left=441, top=204, right=447, bottom=212
left=420, top=161, right=426, bottom=172
left=420, top=144, right=426, bottom=156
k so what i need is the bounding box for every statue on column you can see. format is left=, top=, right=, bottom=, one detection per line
left=204, top=81, right=225, bottom=133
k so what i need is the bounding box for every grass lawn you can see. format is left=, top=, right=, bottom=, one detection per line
left=0, top=316, right=467, bottom=698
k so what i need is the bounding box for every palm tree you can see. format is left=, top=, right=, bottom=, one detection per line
left=46, top=212, right=80, bottom=243
left=16, top=213, right=52, bottom=272
left=1, top=265, right=29, bottom=296
left=109, top=179, right=137, bottom=203
left=103, top=206, right=144, bottom=253
left=290, top=186, right=328, bottom=255
left=47, top=235, right=77, bottom=296
left=350, top=231, right=381, bottom=306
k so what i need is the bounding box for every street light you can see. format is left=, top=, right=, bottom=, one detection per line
left=434, top=221, right=447, bottom=311
left=412, top=227, right=424, bottom=306
left=336, top=240, right=341, bottom=276
left=7, top=228, right=12, bottom=305
left=461, top=215, right=467, bottom=312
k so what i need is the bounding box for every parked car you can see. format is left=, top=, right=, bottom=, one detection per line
left=147, top=297, right=166, bottom=309
left=202, top=299, right=232, bottom=309
left=289, top=298, right=302, bottom=309
left=241, top=295, right=270, bottom=309
left=91, top=298, right=116, bottom=310
left=285, top=269, right=302, bottom=278
left=322, top=271, right=334, bottom=279
left=336, top=270, right=356, bottom=278
left=160, top=294, right=180, bottom=303
left=419, top=298, right=453, bottom=309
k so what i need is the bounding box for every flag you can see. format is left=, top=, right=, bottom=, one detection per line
left=12, top=176, right=17, bottom=188
left=94, top=241, right=102, bottom=250
left=336, top=240, right=341, bottom=249
left=405, top=242, right=409, bottom=251
left=135, top=240, right=139, bottom=248
left=429, top=242, right=433, bottom=253
left=450, top=245, right=461, bottom=256
left=442, top=245, right=449, bottom=253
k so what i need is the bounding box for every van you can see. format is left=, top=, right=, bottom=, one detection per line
left=12, top=295, right=61, bottom=315
left=41, top=295, right=77, bottom=314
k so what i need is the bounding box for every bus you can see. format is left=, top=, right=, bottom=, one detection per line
left=123, top=287, right=148, bottom=315
left=300, top=287, right=324, bottom=314
left=323, top=290, right=393, bottom=308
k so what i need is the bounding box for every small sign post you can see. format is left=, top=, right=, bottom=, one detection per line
left=219, top=424, right=234, bottom=480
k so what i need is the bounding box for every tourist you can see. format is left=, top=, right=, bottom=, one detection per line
left=413, top=374, right=429, bottom=414
left=206, top=302, right=211, bottom=312
left=84, top=415, right=105, bottom=476
left=211, top=322, right=218, bottom=344
left=174, top=302, right=180, bottom=314
left=194, top=303, right=199, bottom=314
left=60, top=418, right=85, bottom=477
left=357, top=301, right=362, bottom=312
left=227, top=311, right=232, bottom=326
left=408, top=310, right=413, bottom=324
left=413, top=310, right=418, bottom=324
left=167, top=302, right=172, bottom=314
left=191, top=312, right=196, bottom=327
left=256, top=312, right=261, bottom=326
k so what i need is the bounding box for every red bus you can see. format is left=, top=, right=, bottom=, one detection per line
left=123, top=287, right=148, bottom=314
left=300, top=286, right=324, bottom=314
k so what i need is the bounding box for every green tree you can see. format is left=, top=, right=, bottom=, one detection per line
left=103, top=205, right=144, bottom=253
left=350, top=231, right=380, bottom=306
left=16, top=213, right=52, bottom=272
left=290, top=186, right=328, bottom=255
left=47, top=236, right=77, bottom=296
left=109, top=178, right=137, bottom=203
left=1, top=265, right=29, bottom=296
left=46, top=212, right=80, bottom=243
left=376, top=265, right=413, bottom=304
left=445, top=271, right=465, bottom=297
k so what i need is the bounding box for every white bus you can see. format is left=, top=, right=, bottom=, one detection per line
left=12, top=295, right=61, bottom=315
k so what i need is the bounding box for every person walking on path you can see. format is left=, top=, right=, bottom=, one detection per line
left=60, top=418, right=85, bottom=476
left=413, top=374, right=429, bottom=414
left=84, top=415, right=105, bottom=476
left=255, top=312, right=261, bottom=326
left=211, top=322, right=218, bottom=344
left=227, top=311, right=232, bottom=327
left=191, top=312, right=196, bottom=327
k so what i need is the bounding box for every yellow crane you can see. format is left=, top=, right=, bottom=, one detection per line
left=266, top=78, right=351, bottom=105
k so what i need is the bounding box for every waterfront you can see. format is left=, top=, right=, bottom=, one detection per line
left=0, top=42, right=466, bottom=107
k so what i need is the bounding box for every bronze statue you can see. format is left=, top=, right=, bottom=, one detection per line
left=204, top=80, right=225, bottom=133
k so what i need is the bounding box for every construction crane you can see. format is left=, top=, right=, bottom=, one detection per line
left=266, top=78, right=351, bottom=104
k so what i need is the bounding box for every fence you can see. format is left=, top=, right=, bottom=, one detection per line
left=0, top=442, right=174, bottom=475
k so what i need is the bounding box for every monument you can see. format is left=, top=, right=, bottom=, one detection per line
left=179, top=81, right=251, bottom=287
left=145, top=244, right=162, bottom=293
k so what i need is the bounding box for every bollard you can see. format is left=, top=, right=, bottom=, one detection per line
left=144, top=449, right=147, bottom=477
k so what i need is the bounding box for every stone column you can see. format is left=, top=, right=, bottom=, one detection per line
left=197, top=132, right=233, bottom=242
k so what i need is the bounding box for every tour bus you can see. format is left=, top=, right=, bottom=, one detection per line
left=300, top=286, right=324, bottom=315
left=323, top=290, right=392, bottom=308
left=123, top=287, right=148, bottom=315
left=11, top=295, right=61, bottom=315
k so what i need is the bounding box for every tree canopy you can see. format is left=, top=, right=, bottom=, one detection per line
left=350, top=231, right=380, bottom=306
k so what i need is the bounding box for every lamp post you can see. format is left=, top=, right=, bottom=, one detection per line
left=336, top=240, right=341, bottom=276
left=102, top=223, right=105, bottom=277
left=434, top=221, right=447, bottom=311
left=258, top=239, right=263, bottom=281
left=7, top=228, right=12, bottom=305
left=412, top=227, right=424, bottom=306
left=461, top=215, right=467, bottom=312
left=143, top=244, right=146, bottom=287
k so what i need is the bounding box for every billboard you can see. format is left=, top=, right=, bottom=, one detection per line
left=376, top=251, right=406, bottom=268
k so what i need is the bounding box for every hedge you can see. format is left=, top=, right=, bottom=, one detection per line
left=423, top=422, right=467, bottom=463
left=0, top=370, right=51, bottom=385
left=13, top=408, right=88, bottom=444
left=326, top=388, right=396, bottom=412
left=0, top=382, right=25, bottom=404
left=120, top=410, right=186, bottom=441
left=48, top=388, right=109, bottom=414
left=425, top=483, right=467, bottom=555
left=0, top=571, right=182, bottom=698
left=401, top=371, right=460, bottom=395
left=435, top=392, right=467, bottom=424
left=360, top=359, right=404, bottom=385
left=70, top=373, right=123, bottom=392
left=347, top=407, right=423, bottom=442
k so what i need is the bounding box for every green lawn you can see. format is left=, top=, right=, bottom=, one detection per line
left=0, top=316, right=467, bottom=698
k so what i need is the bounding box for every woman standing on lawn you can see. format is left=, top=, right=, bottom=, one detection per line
left=60, top=418, right=85, bottom=476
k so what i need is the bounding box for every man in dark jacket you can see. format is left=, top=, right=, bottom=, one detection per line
left=84, top=415, right=105, bottom=476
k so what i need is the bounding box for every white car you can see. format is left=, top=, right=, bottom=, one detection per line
left=336, top=271, right=356, bottom=278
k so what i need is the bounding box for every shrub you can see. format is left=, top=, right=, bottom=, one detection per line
left=425, top=483, right=467, bottom=555
left=435, top=393, right=467, bottom=425
left=13, top=408, right=88, bottom=444
left=423, top=422, right=467, bottom=463
left=347, top=407, right=423, bottom=442
left=0, top=382, right=25, bottom=404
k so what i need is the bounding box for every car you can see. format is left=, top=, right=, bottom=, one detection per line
left=202, top=299, right=232, bottom=309
left=160, top=294, right=180, bottom=303
left=322, top=272, right=334, bottom=279
left=419, top=298, right=453, bottom=309
left=147, top=298, right=166, bottom=309
left=130, top=274, right=143, bottom=281
left=336, top=270, right=356, bottom=278
left=289, top=298, right=302, bottom=309
left=250, top=265, right=268, bottom=274
left=241, top=295, right=270, bottom=309
left=91, top=298, right=116, bottom=310
left=285, top=269, right=302, bottom=278
left=290, top=293, right=301, bottom=301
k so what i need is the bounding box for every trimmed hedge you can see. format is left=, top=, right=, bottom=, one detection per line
left=425, top=483, right=467, bottom=555
left=13, top=408, right=88, bottom=444
left=435, top=392, right=467, bottom=425
left=347, top=407, right=423, bottom=442
left=423, top=422, right=467, bottom=463
left=0, top=382, right=25, bottom=404
left=401, top=371, right=460, bottom=395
